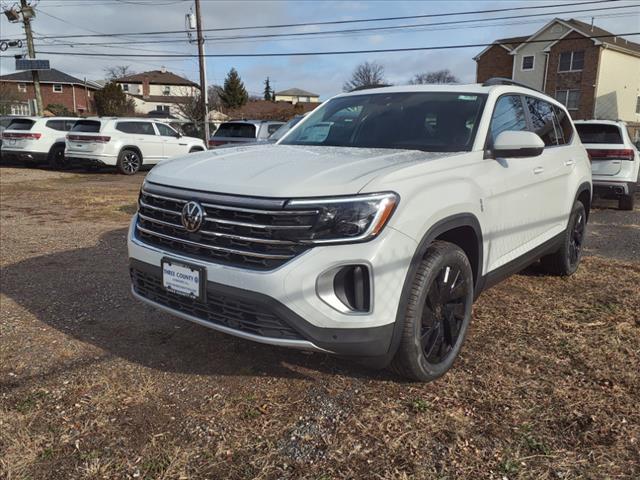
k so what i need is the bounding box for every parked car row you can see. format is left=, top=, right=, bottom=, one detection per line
left=0, top=116, right=206, bottom=174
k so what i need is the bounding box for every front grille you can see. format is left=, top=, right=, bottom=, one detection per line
left=131, top=268, right=304, bottom=340
left=135, top=185, right=319, bottom=270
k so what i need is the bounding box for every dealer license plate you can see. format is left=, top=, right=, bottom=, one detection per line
left=162, top=258, right=204, bottom=300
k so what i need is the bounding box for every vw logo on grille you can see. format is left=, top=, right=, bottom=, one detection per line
left=181, top=201, right=205, bottom=232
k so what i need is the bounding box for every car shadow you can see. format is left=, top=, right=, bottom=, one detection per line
left=0, top=228, right=395, bottom=383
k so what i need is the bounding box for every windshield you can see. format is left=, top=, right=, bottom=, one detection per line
left=214, top=122, right=256, bottom=138
left=575, top=123, right=623, bottom=144
left=280, top=92, right=487, bottom=152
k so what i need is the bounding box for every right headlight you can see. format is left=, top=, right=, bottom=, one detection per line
left=283, top=192, right=399, bottom=245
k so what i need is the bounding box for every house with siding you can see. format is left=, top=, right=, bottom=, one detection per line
left=474, top=18, right=640, bottom=139
left=114, top=68, right=199, bottom=118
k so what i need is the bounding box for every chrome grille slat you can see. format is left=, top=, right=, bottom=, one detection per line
left=136, top=225, right=294, bottom=260
left=136, top=187, right=316, bottom=270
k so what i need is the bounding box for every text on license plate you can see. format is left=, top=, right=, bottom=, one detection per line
left=162, top=260, right=201, bottom=298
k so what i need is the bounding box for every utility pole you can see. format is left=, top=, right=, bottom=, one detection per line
left=20, top=0, right=43, bottom=116
left=194, top=0, right=210, bottom=143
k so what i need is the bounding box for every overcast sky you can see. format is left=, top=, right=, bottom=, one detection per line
left=1, top=0, right=638, bottom=99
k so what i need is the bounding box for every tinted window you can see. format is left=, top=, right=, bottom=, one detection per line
left=552, top=105, right=573, bottom=144
left=155, top=123, right=178, bottom=137
left=282, top=92, right=487, bottom=152
left=214, top=123, right=257, bottom=138
left=490, top=95, right=527, bottom=143
left=116, top=121, right=156, bottom=135
left=267, top=123, right=283, bottom=135
left=575, top=124, right=623, bottom=144
left=46, top=120, right=68, bottom=131
left=71, top=120, right=101, bottom=133
left=526, top=97, right=562, bottom=146
left=7, top=119, right=35, bottom=130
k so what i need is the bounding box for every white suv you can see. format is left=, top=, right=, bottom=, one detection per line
left=574, top=120, right=639, bottom=210
left=1, top=116, right=77, bottom=168
left=65, top=118, right=206, bottom=175
left=128, top=80, right=592, bottom=381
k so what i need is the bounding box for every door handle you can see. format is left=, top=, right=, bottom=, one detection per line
left=533, top=167, right=544, bottom=174
left=565, top=159, right=575, bottom=166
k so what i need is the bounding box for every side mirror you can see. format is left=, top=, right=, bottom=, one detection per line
left=492, top=130, right=544, bottom=158
left=175, top=132, right=182, bottom=138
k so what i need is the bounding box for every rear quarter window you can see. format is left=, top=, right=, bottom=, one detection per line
left=7, top=119, right=35, bottom=130
left=575, top=124, right=623, bottom=144
left=71, top=120, right=101, bottom=133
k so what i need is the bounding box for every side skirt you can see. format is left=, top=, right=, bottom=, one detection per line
left=476, top=231, right=565, bottom=293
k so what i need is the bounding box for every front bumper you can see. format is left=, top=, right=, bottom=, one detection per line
left=127, top=215, right=417, bottom=356
left=593, top=180, right=636, bottom=198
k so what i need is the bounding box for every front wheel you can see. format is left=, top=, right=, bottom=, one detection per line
left=117, top=149, right=141, bottom=175
left=391, top=241, right=474, bottom=382
left=541, top=200, right=586, bottom=276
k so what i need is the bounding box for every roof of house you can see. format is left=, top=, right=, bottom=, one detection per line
left=226, top=100, right=319, bottom=121
left=475, top=18, right=640, bottom=60
left=116, top=70, right=199, bottom=87
left=127, top=94, right=194, bottom=104
left=275, top=88, right=319, bottom=97
left=0, top=68, right=100, bottom=88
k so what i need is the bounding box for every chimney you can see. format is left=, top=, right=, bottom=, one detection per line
left=142, top=75, right=150, bottom=98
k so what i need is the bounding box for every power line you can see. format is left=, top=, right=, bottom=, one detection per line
left=19, top=2, right=638, bottom=47
left=4, top=31, right=636, bottom=59
left=12, top=0, right=621, bottom=40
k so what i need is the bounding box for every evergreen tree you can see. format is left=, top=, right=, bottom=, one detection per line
left=220, top=68, right=248, bottom=109
left=94, top=82, right=135, bottom=116
left=263, top=76, right=274, bottom=101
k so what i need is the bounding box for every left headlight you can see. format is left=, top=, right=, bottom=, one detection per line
left=283, top=192, right=399, bottom=245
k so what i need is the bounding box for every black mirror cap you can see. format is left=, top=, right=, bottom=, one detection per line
left=491, top=146, right=544, bottom=158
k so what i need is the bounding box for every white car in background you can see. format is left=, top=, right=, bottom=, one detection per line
left=1, top=116, right=78, bottom=168
left=208, top=120, right=285, bottom=148
left=65, top=118, right=206, bottom=175
left=575, top=120, right=639, bottom=210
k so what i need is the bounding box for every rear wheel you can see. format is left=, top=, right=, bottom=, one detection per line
left=619, top=194, right=634, bottom=211
left=117, top=149, right=141, bottom=175
left=541, top=200, right=586, bottom=276
left=391, top=241, right=474, bottom=382
left=48, top=144, right=68, bottom=169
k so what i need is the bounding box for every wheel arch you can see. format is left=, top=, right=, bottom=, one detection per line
left=574, top=181, right=592, bottom=221
left=120, top=145, right=143, bottom=163
left=48, top=142, right=65, bottom=156
left=368, top=213, right=484, bottom=368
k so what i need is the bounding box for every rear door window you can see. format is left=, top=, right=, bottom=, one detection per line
left=71, top=120, right=101, bottom=133
left=525, top=97, right=562, bottom=146
left=575, top=124, right=623, bottom=144
left=552, top=105, right=573, bottom=144
left=155, top=122, right=178, bottom=137
left=489, top=95, right=527, bottom=143
left=7, top=119, right=35, bottom=130
left=214, top=123, right=257, bottom=138
left=116, top=121, right=156, bottom=135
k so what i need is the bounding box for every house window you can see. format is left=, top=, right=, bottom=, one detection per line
left=163, top=86, right=171, bottom=95
left=17, top=83, right=27, bottom=92
left=558, top=51, right=585, bottom=72
left=522, top=55, right=535, bottom=71
left=158, top=105, right=170, bottom=112
left=122, top=83, right=129, bottom=92
left=53, top=84, right=63, bottom=93
left=555, top=90, right=581, bottom=110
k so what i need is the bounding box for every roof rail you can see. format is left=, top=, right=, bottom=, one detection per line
left=482, top=77, right=542, bottom=93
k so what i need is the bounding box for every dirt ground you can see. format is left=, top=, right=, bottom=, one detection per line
left=1, top=166, right=638, bottom=480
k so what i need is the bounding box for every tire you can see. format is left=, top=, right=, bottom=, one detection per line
left=540, top=200, right=586, bottom=276
left=390, top=241, right=474, bottom=382
left=117, top=149, right=142, bottom=175
left=619, top=194, right=634, bottom=211
left=48, top=144, right=68, bottom=169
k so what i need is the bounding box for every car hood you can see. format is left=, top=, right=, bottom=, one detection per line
left=147, top=144, right=456, bottom=198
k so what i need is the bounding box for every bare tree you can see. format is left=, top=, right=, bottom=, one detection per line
left=104, top=65, right=135, bottom=81
left=409, top=69, right=459, bottom=85
left=0, top=83, right=23, bottom=114
left=343, top=61, right=387, bottom=92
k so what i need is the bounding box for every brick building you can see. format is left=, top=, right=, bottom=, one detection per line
left=474, top=18, right=640, bottom=139
left=0, top=68, right=100, bottom=115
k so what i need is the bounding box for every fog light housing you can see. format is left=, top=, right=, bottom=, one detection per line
left=316, top=264, right=372, bottom=314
